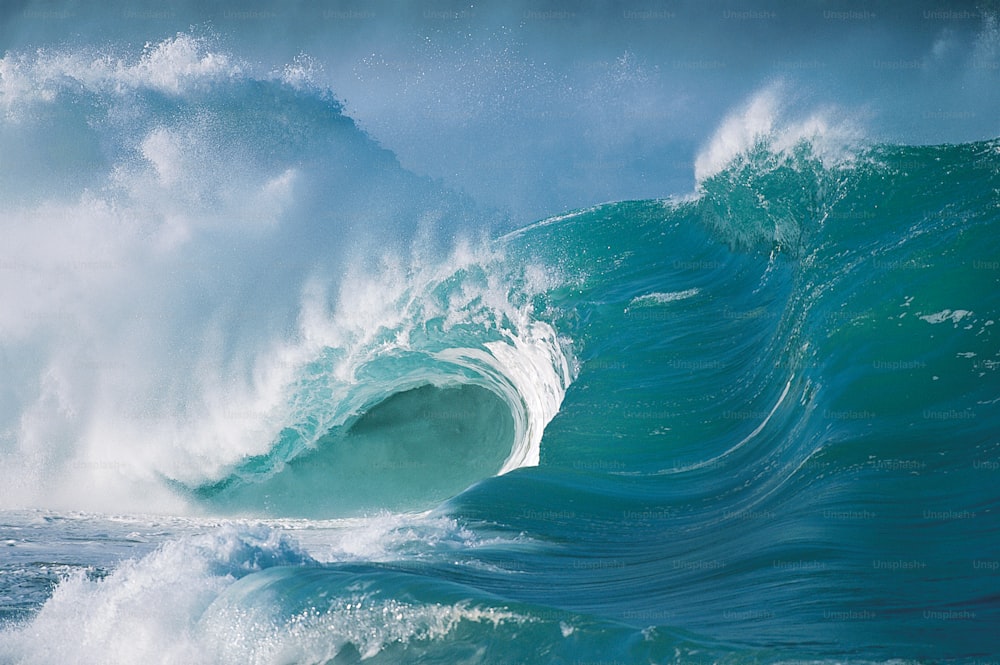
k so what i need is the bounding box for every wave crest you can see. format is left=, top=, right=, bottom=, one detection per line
left=691, top=85, right=866, bottom=254
left=694, top=83, right=864, bottom=187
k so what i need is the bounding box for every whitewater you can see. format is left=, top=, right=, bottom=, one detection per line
left=2, top=3, right=999, bottom=664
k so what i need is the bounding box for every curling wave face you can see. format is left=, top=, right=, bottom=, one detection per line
left=188, top=242, right=575, bottom=517
left=0, top=34, right=573, bottom=516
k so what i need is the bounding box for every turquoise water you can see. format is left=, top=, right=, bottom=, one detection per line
left=2, top=14, right=999, bottom=665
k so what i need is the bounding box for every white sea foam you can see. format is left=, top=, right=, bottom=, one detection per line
left=0, top=515, right=531, bottom=664
left=0, top=525, right=310, bottom=664
left=202, top=596, right=528, bottom=663
left=919, top=309, right=974, bottom=325
left=628, top=288, right=701, bottom=306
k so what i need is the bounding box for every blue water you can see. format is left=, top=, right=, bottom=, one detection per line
left=2, top=3, right=1000, bottom=664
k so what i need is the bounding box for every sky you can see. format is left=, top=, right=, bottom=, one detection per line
left=2, top=0, right=998, bottom=223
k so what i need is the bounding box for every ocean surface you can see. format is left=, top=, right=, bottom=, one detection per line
left=2, top=2, right=999, bottom=664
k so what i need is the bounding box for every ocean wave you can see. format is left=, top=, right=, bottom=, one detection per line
left=2, top=22, right=999, bottom=664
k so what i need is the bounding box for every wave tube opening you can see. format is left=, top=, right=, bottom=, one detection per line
left=193, top=382, right=516, bottom=518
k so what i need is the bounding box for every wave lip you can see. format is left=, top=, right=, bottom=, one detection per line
left=438, top=317, right=573, bottom=474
